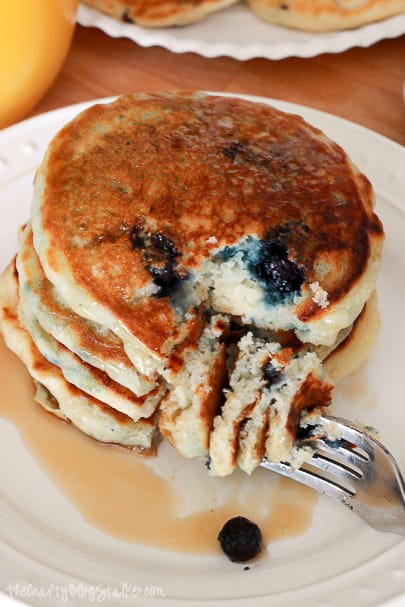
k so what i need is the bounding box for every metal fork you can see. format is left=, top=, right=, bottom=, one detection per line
left=260, top=415, right=405, bottom=536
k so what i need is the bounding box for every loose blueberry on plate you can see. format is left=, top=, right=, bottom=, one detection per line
left=218, top=516, right=262, bottom=562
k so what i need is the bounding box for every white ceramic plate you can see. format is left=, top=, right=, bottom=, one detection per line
left=77, top=3, right=405, bottom=60
left=1, top=95, right=405, bottom=607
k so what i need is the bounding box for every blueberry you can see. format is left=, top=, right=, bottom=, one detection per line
left=257, top=238, right=304, bottom=297
left=122, top=10, right=134, bottom=23
left=262, top=362, right=283, bottom=387
left=130, top=225, right=184, bottom=297
left=152, top=232, right=180, bottom=259
left=262, top=240, right=287, bottom=259
left=129, top=224, right=145, bottom=249
left=222, top=142, right=245, bottom=161
left=218, top=516, right=262, bottom=562
left=148, top=265, right=182, bottom=297
left=259, top=256, right=304, bottom=295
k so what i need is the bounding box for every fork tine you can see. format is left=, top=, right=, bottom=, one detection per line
left=309, top=453, right=358, bottom=491
left=318, top=415, right=375, bottom=459
left=308, top=439, right=369, bottom=477
left=260, top=458, right=348, bottom=501
left=352, top=437, right=405, bottom=535
left=321, top=416, right=405, bottom=498
left=261, top=415, right=405, bottom=536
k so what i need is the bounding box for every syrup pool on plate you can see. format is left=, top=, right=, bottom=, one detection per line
left=0, top=334, right=317, bottom=555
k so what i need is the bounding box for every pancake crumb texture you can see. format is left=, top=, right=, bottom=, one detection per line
left=0, top=93, right=383, bottom=473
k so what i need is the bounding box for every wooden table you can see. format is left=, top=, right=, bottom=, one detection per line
left=31, top=25, right=405, bottom=146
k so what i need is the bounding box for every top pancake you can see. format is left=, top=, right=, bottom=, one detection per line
left=31, top=92, right=383, bottom=362
left=82, top=0, right=238, bottom=26
left=247, top=0, right=405, bottom=32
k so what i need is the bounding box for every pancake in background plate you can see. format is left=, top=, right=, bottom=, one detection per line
left=82, top=0, right=239, bottom=26
left=247, top=0, right=405, bottom=32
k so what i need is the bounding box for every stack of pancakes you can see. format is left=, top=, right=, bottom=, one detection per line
left=0, top=93, right=383, bottom=474
left=82, top=0, right=405, bottom=31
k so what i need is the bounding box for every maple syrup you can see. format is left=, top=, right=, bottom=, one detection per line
left=0, top=335, right=317, bottom=555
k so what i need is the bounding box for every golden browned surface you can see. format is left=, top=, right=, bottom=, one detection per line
left=20, top=228, right=135, bottom=368
left=39, top=93, right=382, bottom=354
left=166, top=312, right=206, bottom=373
left=286, top=372, right=333, bottom=436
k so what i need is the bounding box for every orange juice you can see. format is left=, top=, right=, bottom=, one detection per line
left=0, top=0, right=78, bottom=128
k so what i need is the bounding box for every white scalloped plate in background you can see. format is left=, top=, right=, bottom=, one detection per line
left=1, top=95, right=405, bottom=607
left=77, top=3, right=405, bottom=60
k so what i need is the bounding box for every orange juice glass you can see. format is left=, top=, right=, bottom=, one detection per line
left=0, top=0, right=78, bottom=128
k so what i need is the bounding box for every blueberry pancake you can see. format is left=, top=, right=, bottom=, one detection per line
left=0, top=92, right=383, bottom=473
left=82, top=0, right=238, bottom=26
left=32, top=93, right=383, bottom=359
left=247, top=0, right=405, bottom=32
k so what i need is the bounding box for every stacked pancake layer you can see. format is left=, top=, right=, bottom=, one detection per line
left=0, top=262, right=158, bottom=450
left=0, top=93, right=384, bottom=473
